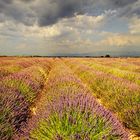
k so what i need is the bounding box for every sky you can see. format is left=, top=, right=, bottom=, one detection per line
left=0, top=0, right=140, bottom=56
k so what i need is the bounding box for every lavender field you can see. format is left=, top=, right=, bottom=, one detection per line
left=0, top=57, right=140, bottom=140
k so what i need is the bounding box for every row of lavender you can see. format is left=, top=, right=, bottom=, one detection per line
left=86, top=58, right=140, bottom=73
left=20, top=61, right=129, bottom=140
left=0, top=58, right=43, bottom=79
left=64, top=58, right=140, bottom=137
left=80, top=59, right=140, bottom=85
left=0, top=58, right=53, bottom=140
left=0, top=57, right=20, bottom=67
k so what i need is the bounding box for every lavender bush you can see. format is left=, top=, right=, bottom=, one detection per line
left=122, top=104, right=140, bottom=136
left=0, top=66, right=46, bottom=103
left=65, top=59, right=140, bottom=137
left=30, top=93, right=129, bottom=140
left=0, top=87, right=29, bottom=140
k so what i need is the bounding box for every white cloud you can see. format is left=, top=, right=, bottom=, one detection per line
left=129, top=16, right=140, bottom=34
left=96, top=33, right=140, bottom=47
left=0, top=13, right=107, bottom=39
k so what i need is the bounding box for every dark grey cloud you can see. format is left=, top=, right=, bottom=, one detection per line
left=21, top=0, right=35, bottom=2
left=97, top=0, right=140, bottom=18
left=33, top=0, right=93, bottom=26
left=0, top=0, right=13, bottom=4
left=0, top=0, right=36, bottom=25
left=109, top=0, right=138, bottom=7
left=0, top=0, right=140, bottom=27
left=115, top=0, right=140, bottom=18
left=36, top=0, right=140, bottom=26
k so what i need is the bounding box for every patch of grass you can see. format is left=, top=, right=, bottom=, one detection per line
left=4, top=79, right=36, bottom=103
left=83, top=61, right=140, bottom=85
left=0, top=88, right=29, bottom=140
left=122, top=105, right=140, bottom=136
left=31, top=109, right=119, bottom=140
left=66, top=59, right=140, bottom=136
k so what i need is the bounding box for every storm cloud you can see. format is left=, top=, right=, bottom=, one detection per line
left=0, top=0, right=140, bottom=26
left=109, top=0, right=138, bottom=7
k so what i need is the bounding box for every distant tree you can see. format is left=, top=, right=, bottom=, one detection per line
left=105, top=54, right=110, bottom=58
